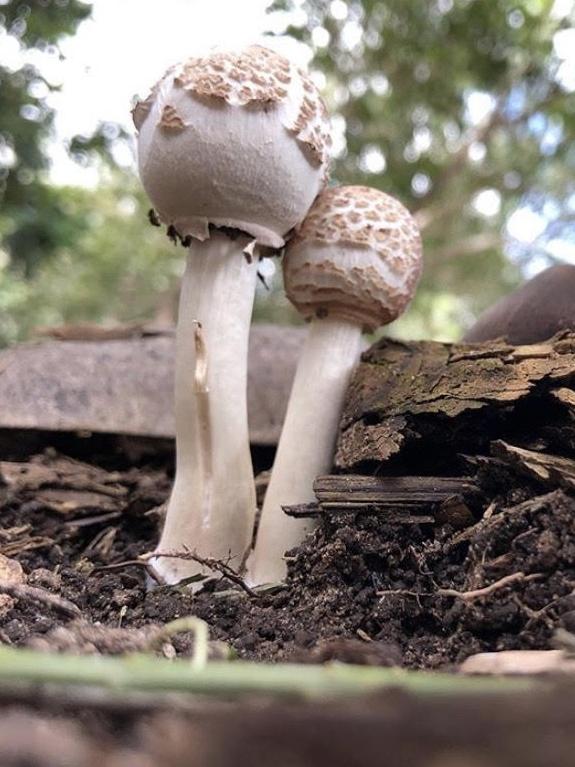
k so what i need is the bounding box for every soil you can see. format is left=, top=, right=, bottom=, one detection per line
left=0, top=447, right=574, bottom=766
left=1, top=332, right=575, bottom=764
left=0, top=445, right=573, bottom=668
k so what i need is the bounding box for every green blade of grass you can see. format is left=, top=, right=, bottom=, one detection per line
left=0, top=646, right=538, bottom=700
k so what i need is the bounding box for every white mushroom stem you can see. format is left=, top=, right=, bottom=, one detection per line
left=247, top=316, right=363, bottom=586
left=150, top=232, right=258, bottom=585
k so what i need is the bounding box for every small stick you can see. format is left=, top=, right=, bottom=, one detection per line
left=437, top=572, right=540, bottom=602
left=378, top=572, right=541, bottom=604
left=142, top=550, right=259, bottom=598
left=0, top=580, right=81, bottom=618
left=93, top=559, right=153, bottom=573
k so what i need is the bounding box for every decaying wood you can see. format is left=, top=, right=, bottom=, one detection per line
left=0, top=581, right=81, bottom=618
left=283, top=474, right=479, bottom=527
left=491, top=441, right=575, bottom=492
left=283, top=503, right=435, bottom=525
left=0, top=325, right=305, bottom=446
left=336, top=332, right=575, bottom=472
left=0, top=454, right=128, bottom=515
left=314, top=474, right=481, bottom=507
left=551, top=387, right=575, bottom=417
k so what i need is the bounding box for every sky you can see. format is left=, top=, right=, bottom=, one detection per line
left=0, top=0, right=306, bottom=185
left=47, top=0, right=308, bottom=185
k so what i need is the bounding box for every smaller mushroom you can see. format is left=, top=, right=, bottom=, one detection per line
left=247, top=186, right=423, bottom=586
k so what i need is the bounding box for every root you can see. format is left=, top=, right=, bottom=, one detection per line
left=378, top=572, right=543, bottom=604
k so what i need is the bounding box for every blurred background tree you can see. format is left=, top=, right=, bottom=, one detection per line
left=274, top=0, right=575, bottom=338
left=0, top=0, right=91, bottom=276
left=0, top=0, right=574, bottom=345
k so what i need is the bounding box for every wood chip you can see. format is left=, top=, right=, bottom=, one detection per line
left=460, top=650, right=575, bottom=676
left=491, top=440, right=575, bottom=492
left=0, top=554, right=25, bottom=616
left=285, top=475, right=480, bottom=527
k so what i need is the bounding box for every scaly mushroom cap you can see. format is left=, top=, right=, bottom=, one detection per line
left=134, top=45, right=331, bottom=248
left=283, top=186, right=423, bottom=331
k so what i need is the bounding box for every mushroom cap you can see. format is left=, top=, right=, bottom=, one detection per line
left=134, top=45, right=331, bottom=249
left=463, top=264, right=575, bottom=345
left=283, top=186, right=423, bottom=331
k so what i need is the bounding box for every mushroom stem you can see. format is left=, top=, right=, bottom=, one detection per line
left=150, top=232, right=258, bottom=585
left=247, top=316, right=363, bottom=586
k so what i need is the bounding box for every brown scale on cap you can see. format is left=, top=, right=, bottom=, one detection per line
left=131, top=46, right=331, bottom=172
left=131, top=66, right=177, bottom=132
left=174, top=45, right=291, bottom=104
left=289, top=68, right=332, bottom=169
left=159, top=105, right=185, bottom=131
left=285, top=186, right=422, bottom=331
left=131, top=91, right=155, bottom=131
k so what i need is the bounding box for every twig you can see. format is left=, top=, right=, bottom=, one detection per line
left=378, top=589, right=430, bottom=599
left=378, top=572, right=541, bottom=604
left=0, top=580, right=81, bottom=618
left=97, top=551, right=259, bottom=597
left=93, top=559, right=154, bottom=574
left=142, top=550, right=259, bottom=598
left=512, top=596, right=556, bottom=631
left=437, top=572, right=541, bottom=602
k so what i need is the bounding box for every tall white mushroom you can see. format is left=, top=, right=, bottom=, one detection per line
left=133, top=45, right=331, bottom=585
left=247, top=185, right=423, bottom=586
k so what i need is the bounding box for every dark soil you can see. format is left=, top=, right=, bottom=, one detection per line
left=0, top=444, right=573, bottom=669
left=2, top=333, right=575, bottom=764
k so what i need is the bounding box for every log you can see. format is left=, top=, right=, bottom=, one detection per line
left=0, top=325, right=305, bottom=446
left=336, top=332, right=575, bottom=473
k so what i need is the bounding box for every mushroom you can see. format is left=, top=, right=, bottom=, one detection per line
left=134, top=45, right=331, bottom=585
left=463, top=264, right=575, bottom=345
left=247, top=185, right=423, bottom=586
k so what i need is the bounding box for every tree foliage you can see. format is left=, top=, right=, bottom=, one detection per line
left=2, top=0, right=575, bottom=344
left=0, top=0, right=91, bottom=274
left=0, top=175, right=182, bottom=345
left=273, top=0, right=575, bottom=334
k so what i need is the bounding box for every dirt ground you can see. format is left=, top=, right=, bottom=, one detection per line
left=0, top=444, right=573, bottom=765
left=1, top=332, right=575, bottom=764
left=0, top=441, right=573, bottom=668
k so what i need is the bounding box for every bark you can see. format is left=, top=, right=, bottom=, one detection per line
left=336, top=332, right=575, bottom=474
